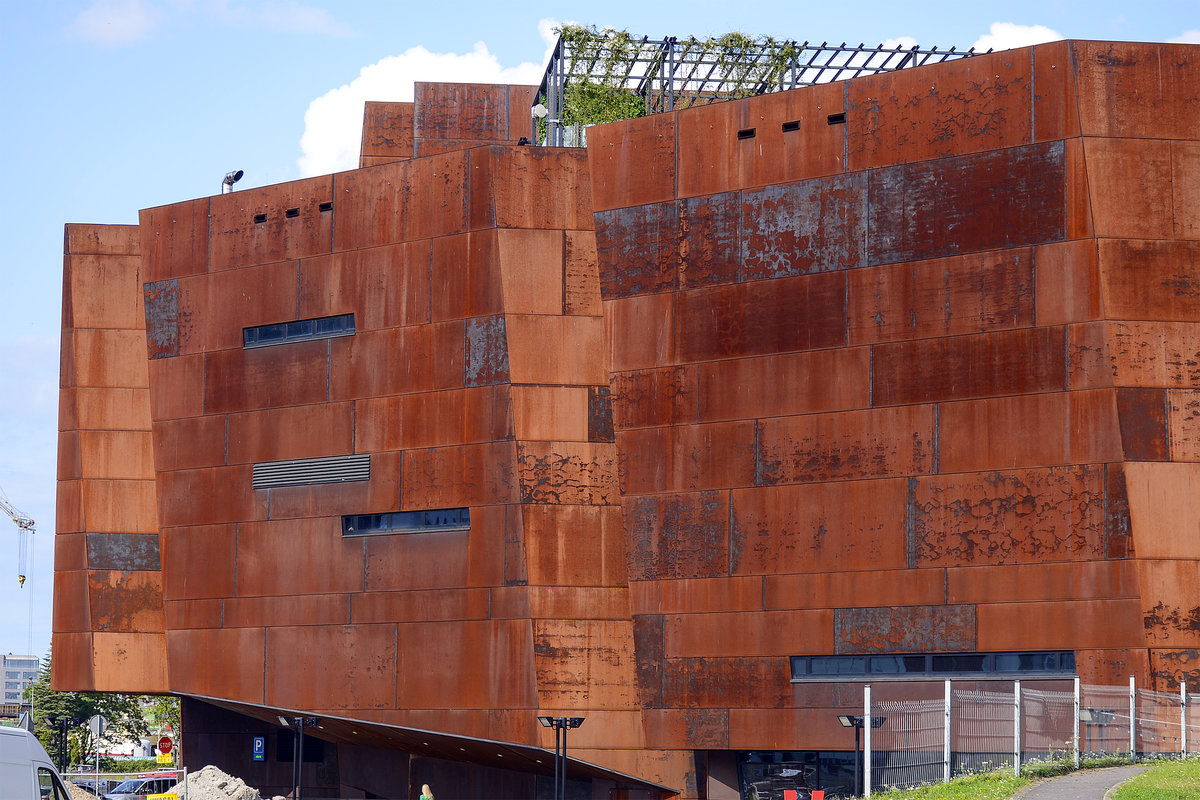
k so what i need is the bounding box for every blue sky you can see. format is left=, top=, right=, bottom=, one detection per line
left=0, top=0, right=1196, bottom=660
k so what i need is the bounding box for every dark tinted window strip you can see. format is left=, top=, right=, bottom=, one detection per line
left=343, top=507, right=471, bottom=537
left=790, top=651, right=1076, bottom=681
left=244, top=313, right=355, bottom=348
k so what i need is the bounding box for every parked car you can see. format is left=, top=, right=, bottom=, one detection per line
left=102, top=775, right=178, bottom=800
left=0, top=725, right=72, bottom=800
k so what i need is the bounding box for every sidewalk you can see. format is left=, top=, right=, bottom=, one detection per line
left=1012, top=765, right=1148, bottom=800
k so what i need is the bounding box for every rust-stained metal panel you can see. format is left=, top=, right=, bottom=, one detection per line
left=644, top=708, right=731, bottom=749
left=87, top=571, right=164, bottom=632
left=86, top=533, right=160, bottom=571
left=1138, top=559, right=1200, bottom=648
left=66, top=254, right=143, bottom=330
left=1105, top=463, right=1135, bottom=559
left=676, top=272, right=846, bottom=363
left=1074, top=42, right=1200, bottom=139
left=867, top=141, right=1066, bottom=265
left=910, top=466, right=1107, bottom=568
left=91, top=632, right=167, bottom=693
left=976, top=599, right=1144, bottom=651
left=1084, top=138, right=1172, bottom=239
left=947, top=560, right=1139, bottom=604
left=1099, top=239, right=1200, bottom=321
left=611, top=365, right=698, bottom=429
left=1169, top=390, right=1200, bottom=461
left=505, top=315, right=606, bottom=385
left=209, top=176, right=334, bottom=269
left=1150, top=650, right=1200, bottom=691
left=432, top=231, right=502, bottom=322
left=139, top=199, right=210, bottom=281
left=330, top=322, right=465, bottom=401
left=52, top=570, right=91, bottom=632
left=848, top=248, right=1034, bottom=345
left=401, top=440, right=518, bottom=508
left=464, top=314, right=510, bottom=386
left=177, top=259, right=299, bottom=354
left=1035, top=240, right=1101, bottom=326
left=364, top=530, right=470, bottom=592
left=594, top=201, right=679, bottom=299
left=587, top=111, right=677, bottom=212
left=359, top=101, right=414, bottom=164
left=633, top=614, right=665, bottom=708
left=523, top=505, right=624, bottom=587
left=81, top=478, right=158, bottom=533
left=937, top=390, right=1122, bottom=473
left=496, top=228, right=564, bottom=315
left=356, top=387, right=497, bottom=451
left=1115, top=387, right=1168, bottom=461
left=740, top=173, right=865, bottom=279
left=414, top=83, right=513, bottom=142
left=479, top=146, right=593, bottom=231
left=161, top=523, right=237, bottom=600
left=679, top=192, right=740, bottom=289
left=665, top=608, right=834, bottom=658
left=740, top=81, right=847, bottom=188
left=265, top=451, right=400, bottom=521
left=625, top=491, right=729, bottom=581
left=661, top=658, right=791, bottom=710
left=1032, top=41, right=1081, bottom=142
left=533, top=618, right=640, bottom=709
left=334, top=152, right=468, bottom=250
left=588, top=386, right=615, bottom=443
left=394, top=620, right=535, bottom=709
left=166, top=628, right=265, bottom=703
left=300, top=241, right=432, bottom=330
left=508, top=385, right=589, bottom=442
left=143, top=279, right=179, bottom=359
left=227, top=402, right=354, bottom=464
left=872, top=326, right=1067, bottom=406
left=756, top=405, right=934, bottom=485
left=155, top=465, right=265, bottom=527
left=834, top=605, right=976, bottom=654
left=1123, top=462, right=1200, bottom=559
left=731, top=479, right=907, bottom=574
left=700, top=348, right=871, bottom=423
left=564, top=230, right=602, bottom=316
left=235, top=517, right=363, bottom=596
left=765, top=568, right=944, bottom=611
left=606, top=292, right=677, bottom=372
left=1172, top=140, right=1200, bottom=238
left=619, top=421, right=756, bottom=495
left=148, top=354, right=204, bottom=420
left=203, top=339, right=329, bottom=413
left=1107, top=320, right=1200, bottom=388
left=631, top=576, right=764, bottom=615
left=517, top=441, right=617, bottom=505
left=848, top=48, right=1032, bottom=170
left=676, top=98, right=745, bottom=198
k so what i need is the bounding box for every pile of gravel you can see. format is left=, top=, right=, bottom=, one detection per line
left=169, top=765, right=286, bottom=800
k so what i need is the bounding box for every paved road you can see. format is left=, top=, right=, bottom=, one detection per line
left=1012, top=765, right=1149, bottom=800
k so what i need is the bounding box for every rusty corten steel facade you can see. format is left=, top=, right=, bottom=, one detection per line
left=53, top=43, right=1200, bottom=798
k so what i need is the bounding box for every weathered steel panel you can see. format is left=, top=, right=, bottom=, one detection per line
left=740, top=81, right=847, bottom=188
left=223, top=594, right=351, bottom=628
left=679, top=192, right=740, bottom=289
left=644, top=708, right=731, bottom=749
left=1035, top=240, right=1101, bottom=326
left=594, top=201, right=679, bottom=299
left=619, top=422, right=756, bottom=495
left=606, top=292, right=677, bottom=372
left=509, top=385, right=588, bottom=442
left=740, top=172, right=866, bottom=279
left=486, top=147, right=593, bottom=231
left=588, top=385, right=615, bottom=443
left=155, top=465, right=264, bottom=528
left=1084, top=138, right=1173, bottom=239
left=209, top=176, right=334, bottom=269
left=910, top=466, right=1107, bottom=568
left=330, top=322, right=465, bottom=401
left=848, top=49, right=1032, bottom=170
left=203, top=339, right=329, bottom=413
left=697, top=347, right=870, bottom=421
left=976, top=599, right=1144, bottom=651
left=946, top=560, right=1138, bottom=604
left=756, top=405, right=934, bottom=485
left=1074, top=42, right=1200, bottom=139
left=266, top=450, right=401, bottom=521
left=86, top=532, right=161, bottom=571
left=138, top=199, right=210, bottom=281
left=300, top=241, right=432, bottom=330
left=1105, top=463, right=1135, bottom=559
left=414, top=83, right=512, bottom=142
left=625, top=491, right=729, bottom=581
left=937, top=390, right=1122, bottom=473
left=730, top=479, right=908, bottom=575
left=87, top=571, right=164, bottom=632
left=393, top=620, right=535, bottom=709
left=872, top=326, right=1067, bottom=406
left=1139, top=559, right=1200, bottom=647
left=611, top=365, right=698, bottom=429
left=765, top=568, right=945, bottom=611
left=143, top=279, right=179, bottom=359
left=661, top=656, right=791, bottom=709
left=235, top=517, right=363, bottom=596
left=523, top=505, right=624, bottom=587
left=333, top=153, right=467, bottom=251
left=587, top=111, right=677, bottom=212
left=1172, top=141, right=1200, bottom=238
left=496, top=228, right=564, bottom=315
left=847, top=248, right=1034, bottom=345
left=564, top=230, right=602, bottom=316
left=1099, top=239, right=1200, bottom=321
left=505, top=315, right=606, bottom=385
left=401, top=441, right=518, bottom=508
left=665, top=608, right=834, bottom=657
left=516, top=441, right=617, bottom=505
left=358, top=101, right=414, bottom=163
left=532, top=619, right=640, bottom=709
left=676, top=98, right=745, bottom=198
left=1116, top=387, right=1169, bottom=461
left=364, top=528, right=470, bottom=592
left=834, top=605, right=976, bottom=654
left=1032, top=41, right=1081, bottom=142
left=161, top=523, right=237, bottom=600
left=464, top=314, right=510, bottom=386
left=265, top=624, right=398, bottom=710
left=1107, top=321, right=1200, bottom=387
left=676, top=272, right=846, bottom=363
left=177, top=259, right=298, bottom=354
left=431, top=231, right=502, bottom=322
left=227, top=402, right=355, bottom=464
left=866, top=141, right=1066, bottom=265
left=1149, top=649, right=1200, bottom=690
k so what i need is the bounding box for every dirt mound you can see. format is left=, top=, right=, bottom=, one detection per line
left=170, top=765, right=286, bottom=800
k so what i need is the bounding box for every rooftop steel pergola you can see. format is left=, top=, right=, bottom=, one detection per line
left=534, top=31, right=988, bottom=146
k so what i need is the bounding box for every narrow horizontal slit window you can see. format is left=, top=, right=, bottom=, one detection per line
left=253, top=213, right=268, bottom=224
left=827, top=112, right=846, bottom=125
left=781, top=120, right=801, bottom=133
left=737, top=127, right=756, bottom=140
left=243, top=313, right=355, bottom=348
left=253, top=454, right=370, bottom=489
left=343, top=507, right=471, bottom=537
left=790, top=650, right=1075, bottom=682
left=285, top=207, right=300, bottom=218
left=319, top=201, right=333, bottom=212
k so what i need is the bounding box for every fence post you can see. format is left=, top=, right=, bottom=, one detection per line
left=943, top=678, right=951, bottom=784
left=865, top=683, right=873, bottom=798
left=1129, top=675, right=1136, bottom=760
left=1073, top=676, right=1081, bottom=769
left=1182, top=681, right=1188, bottom=757
left=1014, top=680, right=1022, bottom=777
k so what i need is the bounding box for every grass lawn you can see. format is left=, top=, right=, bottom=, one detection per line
left=1111, top=758, right=1200, bottom=800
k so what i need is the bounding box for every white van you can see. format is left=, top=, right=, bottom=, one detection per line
left=0, top=726, right=71, bottom=800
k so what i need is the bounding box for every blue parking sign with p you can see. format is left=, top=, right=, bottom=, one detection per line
left=253, top=736, right=265, bottom=761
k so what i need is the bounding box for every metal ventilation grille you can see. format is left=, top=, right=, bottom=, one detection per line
left=252, top=454, right=370, bottom=489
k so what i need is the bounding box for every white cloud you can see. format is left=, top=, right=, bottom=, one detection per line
left=298, top=22, right=558, bottom=177
left=1169, top=30, right=1200, bottom=44
left=973, top=22, right=1062, bottom=52
left=67, top=0, right=162, bottom=46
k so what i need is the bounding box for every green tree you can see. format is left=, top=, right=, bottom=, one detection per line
left=27, top=655, right=155, bottom=768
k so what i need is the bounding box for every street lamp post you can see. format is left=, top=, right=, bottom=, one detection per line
left=537, top=716, right=584, bottom=800
left=837, top=714, right=886, bottom=797
left=278, top=716, right=320, bottom=800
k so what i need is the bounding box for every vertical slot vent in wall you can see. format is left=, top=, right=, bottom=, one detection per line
left=737, top=128, right=757, bottom=140
left=252, top=454, right=371, bottom=489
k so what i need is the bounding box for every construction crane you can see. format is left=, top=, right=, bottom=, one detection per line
left=0, top=487, right=35, bottom=588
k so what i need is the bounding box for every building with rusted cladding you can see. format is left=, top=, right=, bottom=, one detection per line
left=55, top=40, right=1200, bottom=799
